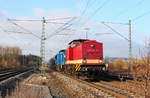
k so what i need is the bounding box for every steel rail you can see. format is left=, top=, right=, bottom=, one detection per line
left=59, top=72, right=129, bottom=98
left=0, top=68, right=33, bottom=82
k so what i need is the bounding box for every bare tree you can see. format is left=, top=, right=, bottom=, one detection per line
left=0, top=46, right=22, bottom=68
left=132, top=41, right=150, bottom=97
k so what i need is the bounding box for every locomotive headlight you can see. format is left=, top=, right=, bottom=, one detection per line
left=99, top=60, right=102, bottom=63
left=82, top=59, right=87, bottom=63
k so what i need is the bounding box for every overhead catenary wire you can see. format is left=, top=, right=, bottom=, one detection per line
left=80, top=0, right=110, bottom=19
left=45, top=21, right=72, bottom=25
left=95, top=32, right=113, bottom=35
left=63, top=0, right=111, bottom=36
left=102, top=22, right=129, bottom=41
left=46, top=17, right=76, bottom=39
left=46, top=24, right=73, bottom=39
left=132, top=10, right=150, bottom=21
left=0, top=25, right=23, bottom=40
left=8, top=17, right=76, bottom=22
left=80, top=0, right=111, bottom=27
left=81, top=0, right=91, bottom=16
left=3, top=30, right=31, bottom=34
left=49, top=17, right=76, bottom=32
left=67, top=0, right=111, bottom=33
left=9, top=16, right=76, bottom=67
left=0, top=14, right=40, bottom=38
left=79, top=0, right=91, bottom=18
left=113, top=0, right=146, bottom=19
left=6, top=16, right=77, bottom=42
left=46, top=16, right=76, bottom=21
left=6, top=17, right=41, bottom=39
left=101, top=21, right=128, bottom=25
left=0, top=14, right=77, bottom=66
left=7, top=17, right=76, bottom=39
left=0, top=25, right=27, bottom=35
left=69, top=0, right=94, bottom=27
left=8, top=20, right=41, bottom=39
left=91, top=0, right=111, bottom=17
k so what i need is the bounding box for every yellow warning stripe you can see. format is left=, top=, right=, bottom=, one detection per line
left=66, top=59, right=102, bottom=64
left=75, top=64, right=81, bottom=71
left=67, top=60, right=83, bottom=64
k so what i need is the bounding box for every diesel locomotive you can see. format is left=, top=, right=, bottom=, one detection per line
left=54, top=39, right=107, bottom=75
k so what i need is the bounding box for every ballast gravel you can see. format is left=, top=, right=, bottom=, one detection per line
left=48, top=72, right=115, bottom=98
left=7, top=72, right=116, bottom=98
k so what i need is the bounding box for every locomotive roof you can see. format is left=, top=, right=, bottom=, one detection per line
left=59, top=49, right=66, bottom=53
left=68, top=39, right=89, bottom=44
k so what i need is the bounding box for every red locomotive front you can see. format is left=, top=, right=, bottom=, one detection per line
left=66, top=39, right=106, bottom=72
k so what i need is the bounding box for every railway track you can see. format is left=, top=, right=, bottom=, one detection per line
left=95, top=74, right=145, bottom=97
left=92, top=73, right=144, bottom=97
left=99, top=80, right=146, bottom=97
left=59, top=72, right=136, bottom=98
left=93, top=82, right=137, bottom=98
left=0, top=68, right=33, bottom=98
left=0, top=68, right=33, bottom=82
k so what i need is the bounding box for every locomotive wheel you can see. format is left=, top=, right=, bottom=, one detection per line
left=64, top=65, right=68, bottom=74
left=70, top=65, right=76, bottom=76
left=76, top=72, right=80, bottom=79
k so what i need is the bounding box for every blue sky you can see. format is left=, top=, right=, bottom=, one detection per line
left=0, top=0, right=149, bottom=59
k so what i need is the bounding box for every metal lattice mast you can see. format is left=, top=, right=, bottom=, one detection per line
left=128, top=20, right=132, bottom=72
left=40, top=17, right=46, bottom=66
left=101, top=20, right=132, bottom=74
left=7, top=16, right=76, bottom=67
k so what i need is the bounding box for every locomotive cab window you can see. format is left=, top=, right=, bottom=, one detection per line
left=70, top=41, right=80, bottom=47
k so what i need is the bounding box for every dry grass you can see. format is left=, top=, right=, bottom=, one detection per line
left=132, top=41, right=150, bottom=98
left=108, top=41, right=150, bottom=98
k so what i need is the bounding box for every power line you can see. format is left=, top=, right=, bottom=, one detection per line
left=70, top=0, right=94, bottom=27
left=58, top=0, right=108, bottom=33
left=101, top=20, right=132, bottom=74
left=8, top=20, right=41, bottom=39
left=81, top=0, right=111, bottom=27
left=51, top=17, right=76, bottom=31
left=91, top=0, right=110, bottom=17
left=132, top=10, right=150, bottom=21
left=6, top=16, right=76, bottom=68
left=0, top=25, right=24, bottom=40
left=46, top=24, right=73, bottom=39
left=46, top=17, right=76, bottom=39
left=7, top=17, right=75, bottom=39
left=46, top=16, right=76, bottom=21
left=101, top=21, right=128, bottom=25
left=45, top=21, right=72, bottom=25
left=0, top=21, right=40, bottom=40
left=102, top=22, right=129, bottom=41
left=3, top=14, right=41, bottom=39
left=2, top=30, right=31, bottom=34
left=68, top=0, right=110, bottom=33
left=8, top=17, right=75, bottom=21
left=79, top=0, right=91, bottom=17
left=95, top=32, right=113, bottom=35
left=113, top=0, right=146, bottom=19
